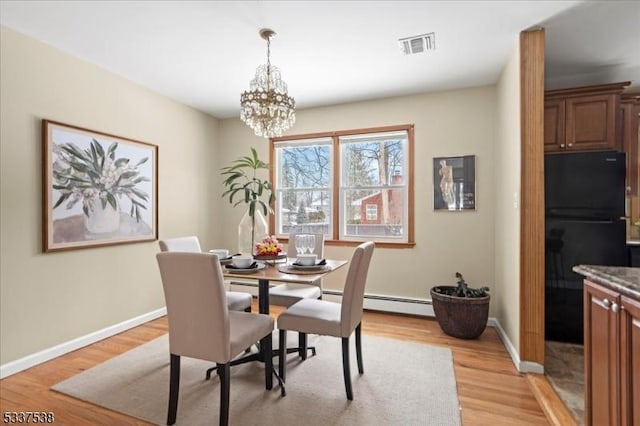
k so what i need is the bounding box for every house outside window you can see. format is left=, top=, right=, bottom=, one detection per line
left=271, top=125, right=414, bottom=247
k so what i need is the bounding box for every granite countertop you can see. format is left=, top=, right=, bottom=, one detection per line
left=573, top=265, right=640, bottom=300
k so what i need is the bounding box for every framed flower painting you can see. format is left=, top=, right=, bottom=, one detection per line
left=42, top=120, right=158, bottom=251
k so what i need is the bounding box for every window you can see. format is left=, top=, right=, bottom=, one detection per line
left=271, top=125, right=414, bottom=246
left=365, top=204, right=378, bottom=221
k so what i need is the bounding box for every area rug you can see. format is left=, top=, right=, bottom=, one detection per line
left=53, top=333, right=461, bottom=425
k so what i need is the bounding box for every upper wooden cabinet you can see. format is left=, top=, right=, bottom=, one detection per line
left=544, top=82, right=630, bottom=153
left=621, top=95, right=640, bottom=196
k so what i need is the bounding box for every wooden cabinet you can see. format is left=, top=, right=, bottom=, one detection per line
left=544, top=98, right=565, bottom=151
left=584, top=279, right=640, bottom=426
left=621, top=95, right=640, bottom=196
left=544, top=82, right=629, bottom=153
left=620, top=295, right=640, bottom=426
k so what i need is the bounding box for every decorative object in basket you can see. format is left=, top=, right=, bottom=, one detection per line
left=430, top=272, right=490, bottom=339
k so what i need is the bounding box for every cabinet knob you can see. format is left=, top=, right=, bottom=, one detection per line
left=560, top=144, right=566, bottom=148
left=568, top=143, right=573, bottom=147
left=612, top=303, right=619, bottom=313
left=603, top=298, right=611, bottom=308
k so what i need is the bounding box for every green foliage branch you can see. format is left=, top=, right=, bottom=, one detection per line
left=221, top=148, right=275, bottom=246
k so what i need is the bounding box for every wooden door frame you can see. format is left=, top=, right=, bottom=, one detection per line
left=519, top=28, right=545, bottom=365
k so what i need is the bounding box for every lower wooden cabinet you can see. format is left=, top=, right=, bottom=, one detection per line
left=584, top=279, right=639, bottom=426
left=620, top=295, right=640, bottom=426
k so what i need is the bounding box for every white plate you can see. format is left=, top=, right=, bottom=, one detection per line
left=225, top=262, right=266, bottom=274
left=290, top=263, right=326, bottom=270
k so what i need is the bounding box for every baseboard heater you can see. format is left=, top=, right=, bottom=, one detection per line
left=229, top=281, right=434, bottom=317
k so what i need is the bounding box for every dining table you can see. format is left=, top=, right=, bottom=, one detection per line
left=222, top=258, right=349, bottom=315
left=204, top=257, right=349, bottom=394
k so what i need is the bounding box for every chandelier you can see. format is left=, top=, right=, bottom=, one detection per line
left=240, top=28, right=296, bottom=138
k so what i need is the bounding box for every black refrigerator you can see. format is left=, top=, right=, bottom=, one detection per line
left=544, top=151, right=627, bottom=343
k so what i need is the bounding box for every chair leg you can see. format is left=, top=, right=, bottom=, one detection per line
left=355, top=322, right=364, bottom=374
left=341, top=337, right=353, bottom=400
left=167, top=354, right=180, bottom=425
left=244, top=306, right=253, bottom=353
left=218, top=363, right=230, bottom=426
left=279, top=329, right=287, bottom=382
left=260, top=334, right=273, bottom=390
left=298, top=332, right=308, bottom=360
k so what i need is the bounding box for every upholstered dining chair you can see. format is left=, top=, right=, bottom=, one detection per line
left=158, top=236, right=253, bottom=313
left=270, top=232, right=325, bottom=306
left=156, top=252, right=275, bottom=426
left=269, top=232, right=325, bottom=358
left=277, top=241, right=375, bottom=400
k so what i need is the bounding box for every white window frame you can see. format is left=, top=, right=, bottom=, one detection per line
left=272, top=137, right=333, bottom=238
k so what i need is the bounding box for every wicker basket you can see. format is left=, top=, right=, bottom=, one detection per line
left=430, top=286, right=490, bottom=339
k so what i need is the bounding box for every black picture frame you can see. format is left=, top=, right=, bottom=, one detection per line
left=433, top=155, right=476, bottom=211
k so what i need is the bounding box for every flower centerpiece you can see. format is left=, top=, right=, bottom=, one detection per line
left=255, top=235, right=283, bottom=258
left=52, top=138, right=150, bottom=233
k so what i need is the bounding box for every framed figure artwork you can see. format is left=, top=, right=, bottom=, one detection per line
left=42, top=120, right=158, bottom=251
left=433, top=155, right=476, bottom=211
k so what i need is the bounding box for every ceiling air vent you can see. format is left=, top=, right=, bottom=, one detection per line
left=398, top=32, right=435, bottom=55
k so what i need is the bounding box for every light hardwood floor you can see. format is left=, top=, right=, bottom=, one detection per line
left=0, top=302, right=549, bottom=425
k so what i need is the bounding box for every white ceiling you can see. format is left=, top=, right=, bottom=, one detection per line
left=1, top=1, right=638, bottom=119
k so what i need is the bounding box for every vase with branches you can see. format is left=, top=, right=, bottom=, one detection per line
left=51, top=138, right=150, bottom=233
left=221, top=148, right=275, bottom=255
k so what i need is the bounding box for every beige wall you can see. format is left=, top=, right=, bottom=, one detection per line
left=494, top=38, right=522, bottom=353
left=0, top=27, right=220, bottom=364
left=219, top=88, right=497, bottom=303
left=1, top=26, right=518, bottom=369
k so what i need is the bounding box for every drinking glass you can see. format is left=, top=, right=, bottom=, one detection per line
left=306, top=235, right=316, bottom=254
left=294, top=234, right=305, bottom=256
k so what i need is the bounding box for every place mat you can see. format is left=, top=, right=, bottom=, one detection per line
left=278, top=264, right=332, bottom=275
left=224, top=263, right=266, bottom=274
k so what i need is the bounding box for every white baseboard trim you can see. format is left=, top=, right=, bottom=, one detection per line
left=0, top=307, right=167, bottom=379
left=491, top=317, right=545, bottom=374
left=3, top=288, right=539, bottom=378
left=229, top=281, right=436, bottom=316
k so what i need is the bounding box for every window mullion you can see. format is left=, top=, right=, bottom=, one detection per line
left=332, top=134, right=340, bottom=241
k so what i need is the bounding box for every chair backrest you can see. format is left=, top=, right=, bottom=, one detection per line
left=289, top=232, right=325, bottom=257
left=158, top=236, right=202, bottom=253
left=156, top=252, right=231, bottom=363
left=340, top=241, right=375, bottom=336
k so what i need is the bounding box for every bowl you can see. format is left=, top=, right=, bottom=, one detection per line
left=296, top=254, right=318, bottom=266
left=209, top=249, right=229, bottom=259
left=232, top=255, right=253, bottom=268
